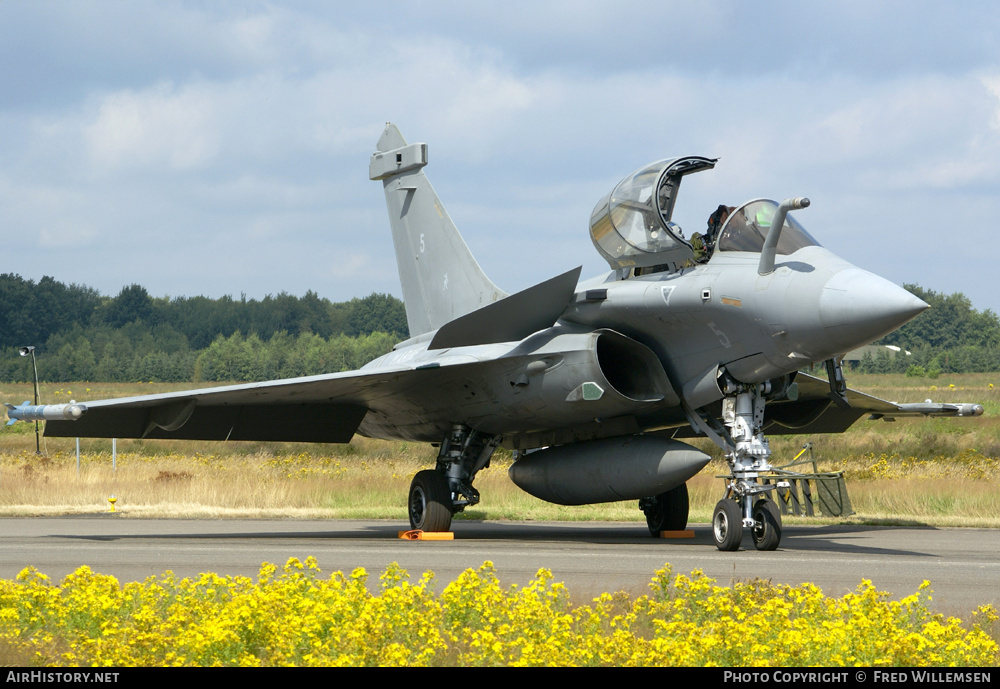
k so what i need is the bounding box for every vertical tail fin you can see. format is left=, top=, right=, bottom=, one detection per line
left=370, top=123, right=506, bottom=337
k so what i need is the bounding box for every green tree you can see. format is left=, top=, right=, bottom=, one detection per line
left=98, top=284, right=156, bottom=329
left=346, top=293, right=408, bottom=338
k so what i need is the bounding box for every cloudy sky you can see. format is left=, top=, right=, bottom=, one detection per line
left=3, top=1, right=999, bottom=316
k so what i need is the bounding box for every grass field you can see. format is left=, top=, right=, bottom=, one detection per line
left=1, top=374, right=998, bottom=526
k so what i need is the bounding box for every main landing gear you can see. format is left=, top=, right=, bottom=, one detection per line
left=689, top=378, right=785, bottom=551
left=408, top=470, right=452, bottom=532
left=407, top=423, right=500, bottom=532
left=640, top=483, right=689, bottom=536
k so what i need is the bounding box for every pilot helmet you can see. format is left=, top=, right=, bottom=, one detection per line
left=754, top=204, right=775, bottom=228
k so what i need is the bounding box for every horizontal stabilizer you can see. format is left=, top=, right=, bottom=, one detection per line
left=429, top=267, right=582, bottom=349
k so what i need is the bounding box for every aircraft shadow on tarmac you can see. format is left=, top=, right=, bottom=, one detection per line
left=52, top=519, right=941, bottom=559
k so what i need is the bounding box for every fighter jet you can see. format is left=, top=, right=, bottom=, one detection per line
left=7, top=123, right=983, bottom=551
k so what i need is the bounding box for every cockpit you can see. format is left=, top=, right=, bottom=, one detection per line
left=590, top=157, right=820, bottom=276
left=716, top=199, right=820, bottom=255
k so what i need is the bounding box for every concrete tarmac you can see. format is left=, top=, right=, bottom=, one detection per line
left=1, top=517, right=996, bottom=614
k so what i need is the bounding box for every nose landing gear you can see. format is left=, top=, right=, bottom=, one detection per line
left=751, top=498, right=782, bottom=551
left=687, top=380, right=784, bottom=551
left=712, top=498, right=743, bottom=551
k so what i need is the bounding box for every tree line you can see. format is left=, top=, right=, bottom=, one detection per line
left=0, top=274, right=408, bottom=383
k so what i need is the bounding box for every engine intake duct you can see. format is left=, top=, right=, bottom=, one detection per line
left=595, top=331, right=667, bottom=402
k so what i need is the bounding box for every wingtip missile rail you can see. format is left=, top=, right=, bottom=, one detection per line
left=5, top=401, right=88, bottom=426
left=943, top=402, right=984, bottom=417
left=868, top=401, right=984, bottom=422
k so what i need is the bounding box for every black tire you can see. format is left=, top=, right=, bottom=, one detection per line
left=712, top=498, right=743, bottom=551
left=752, top=498, right=782, bottom=551
left=408, top=470, right=453, bottom=532
left=644, top=483, right=689, bottom=536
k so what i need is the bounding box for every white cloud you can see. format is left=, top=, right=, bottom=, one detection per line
left=84, top=81, right=221, bottom=172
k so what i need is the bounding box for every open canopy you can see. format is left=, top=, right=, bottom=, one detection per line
left=590, top=156, right=716, bottom=271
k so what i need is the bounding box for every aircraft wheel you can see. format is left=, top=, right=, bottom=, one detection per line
left=643, top=483, right=689, bottom=536
left=713, top=499, right=743, bottom=551
left=751, top=499, right=782, bottom=551
left=408, top=470, right=453, bottom=532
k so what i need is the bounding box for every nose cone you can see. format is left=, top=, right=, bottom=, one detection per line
left=819, top=269, right=928, bottom=350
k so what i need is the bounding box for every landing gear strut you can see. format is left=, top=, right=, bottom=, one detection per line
left=717, top=381, right=782, bottom=550
left=406, top=423, right=500, bottom=532
left=686, top=378, right=784, bottom=551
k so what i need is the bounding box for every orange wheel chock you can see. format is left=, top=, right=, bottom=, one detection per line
left=398, top=529, right=454, bottom=540
left=657, top=529, right=695, bottom=539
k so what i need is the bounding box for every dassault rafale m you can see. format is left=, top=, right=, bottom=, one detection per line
left=7, top=123, right=983, bottom=551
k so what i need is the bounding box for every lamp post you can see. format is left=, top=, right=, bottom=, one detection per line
left=19, top=346, right=40, bottom=455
